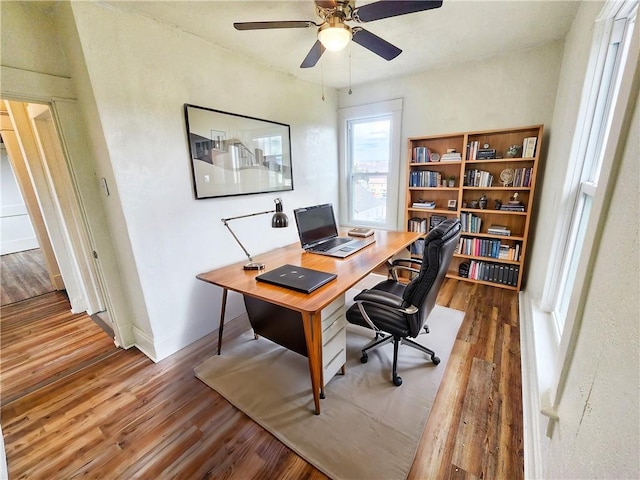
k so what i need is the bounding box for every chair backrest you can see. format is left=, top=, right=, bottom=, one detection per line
left=402, top=218, right=461, bottom=337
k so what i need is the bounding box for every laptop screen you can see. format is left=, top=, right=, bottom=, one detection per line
left=293, top=204, right=339, bottom=249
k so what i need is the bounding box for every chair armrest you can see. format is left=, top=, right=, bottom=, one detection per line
left=388, top=258, right=422, bottom=281
left=391, top=257, right=423, bottom=267
left=354, top=289, right=418, bottom=315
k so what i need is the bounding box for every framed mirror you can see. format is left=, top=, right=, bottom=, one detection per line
left=184, top=104, right=294, bottom=199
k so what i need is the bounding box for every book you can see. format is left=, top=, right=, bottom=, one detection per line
left=476, top=148, right=496, bottom=159
left=348, top=227, right=374, bottom=237
left=488, top=225, right=511, bottom=235
left=408, top=217, right=427, bottom=233
left=412, top=200, right=436, bottom=209
left=522, top=137, right=537, bottom=158
left=441, top=152, right=462, bottom=161
left=500, top=204, right=525, bottom=212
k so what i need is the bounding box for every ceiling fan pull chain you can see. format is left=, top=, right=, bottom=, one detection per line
left=321, top=60, right=325, bottom=101
left=349, top=44, right=353, bottom=95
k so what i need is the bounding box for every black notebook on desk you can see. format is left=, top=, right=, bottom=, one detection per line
left=255, top=264, right=337, bottom=294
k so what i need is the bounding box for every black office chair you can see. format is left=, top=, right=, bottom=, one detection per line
left=345, top=218, right=461, bottom=386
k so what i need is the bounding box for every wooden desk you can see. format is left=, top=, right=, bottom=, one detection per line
left=196, top=230, right=420, bottom=414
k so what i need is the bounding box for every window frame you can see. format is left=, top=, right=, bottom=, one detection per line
left=337, top=99, right=403, bottom=230
left=539, top=0, right=638, bottom=413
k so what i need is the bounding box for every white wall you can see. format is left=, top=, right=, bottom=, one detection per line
left=338, top=41, right=564, bottom=232
left=0, top=145, right=38, bottom=255
left=0, top=1, right=69, bottom=78
left=65, top=2, right=340, bottom=360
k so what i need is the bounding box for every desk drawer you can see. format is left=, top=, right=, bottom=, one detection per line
left=324, top=347, right=346, bottom=385
left=323, top=326, right=346, bottom=384
left=323, top=314, right=346, bottom=347
left=320, top=296, right=345, bottom=322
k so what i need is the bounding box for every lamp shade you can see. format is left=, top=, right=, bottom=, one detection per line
left=318, top=20, right=351, bottom=52
left=271, top=198, right=289, bottom=228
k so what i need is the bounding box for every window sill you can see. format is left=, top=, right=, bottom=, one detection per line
left=519, top=290, right=560, bottom=478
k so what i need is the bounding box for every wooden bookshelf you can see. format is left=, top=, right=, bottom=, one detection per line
left=405, top=125, right=543, bottom=291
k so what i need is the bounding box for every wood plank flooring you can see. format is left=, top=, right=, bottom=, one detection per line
left=0, top=279, right=524, bottom=479
left=1, top=249, right=54, bottom=306
left=0, top=291, right=118, bottom=405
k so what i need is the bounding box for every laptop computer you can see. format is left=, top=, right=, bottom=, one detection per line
left=255, top=264, right=337, bottom=293
left=293, top=203, right=373, bottom=258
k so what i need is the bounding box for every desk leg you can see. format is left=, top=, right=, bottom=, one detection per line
left=302, top=312, right=322, bottom=415
left=217, top=288, right=228, bottom=355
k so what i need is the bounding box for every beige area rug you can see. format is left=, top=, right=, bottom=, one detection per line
left=195, top=291, right=464, bottom=480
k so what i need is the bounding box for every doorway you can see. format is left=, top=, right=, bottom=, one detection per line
left=0, top=99, right=115, bottom=335
left=1, top=106, right=62, bottom=305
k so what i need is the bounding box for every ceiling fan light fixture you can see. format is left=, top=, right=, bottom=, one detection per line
left=318, top=19, right=351, bottom=51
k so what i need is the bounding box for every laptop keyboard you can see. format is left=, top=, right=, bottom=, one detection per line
left=314, top=237, right=352, bottom=252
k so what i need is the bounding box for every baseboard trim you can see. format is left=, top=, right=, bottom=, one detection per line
left=132, top=325, right=158, bottom=362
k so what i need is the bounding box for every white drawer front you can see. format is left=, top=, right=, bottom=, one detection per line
left=323, top=340, right=346, bottom=385
left=323, top=321, right=346, bottom=364
left=320, top=296, right=345, bottom=322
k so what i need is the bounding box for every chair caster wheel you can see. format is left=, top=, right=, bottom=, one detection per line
left=393, top=376, right=403, bottom=386
left=432, top=356, right=441, bottom=365
left=360, top=353, right=368, bottom=363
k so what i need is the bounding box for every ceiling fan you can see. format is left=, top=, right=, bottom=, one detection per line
left=234, top=0, right=443, bottom=68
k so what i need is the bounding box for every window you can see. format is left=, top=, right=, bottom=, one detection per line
left=253, top=134, right=284, bottom=170
left=338, top=99, right=403, bottom=229
left=544, top=2, right=637, bottom=336
left=539, top=0, right=638, bottom=411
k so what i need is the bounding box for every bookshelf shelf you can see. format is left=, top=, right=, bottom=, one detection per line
left=460, top=208, right=528, bottom=216
left=405, top=124, right=543, bottom=291
left=445, top=273, right=519, bottom=291
left=463, top=186, right=532, bottom=191
left=408, top=208, right=453, bottom=215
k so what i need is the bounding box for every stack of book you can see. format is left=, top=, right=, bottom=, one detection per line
left=522, top=137, right=538, bottom=158
left=500, top=203, right=525, bottom=212
left=409, top=170, right=442, bottom=187
left=465, top=169, right=494, bottom=187
left=466, top=140, right=480, bottom=160
left=466, top=261, right=520, bottom=286
left=512, top=167, right=533, bottom=187
left=498, top=243, right=521, bottom=261
left=441, top=151, right=462, bottom=161
left=412, top=200, right=436, bottom=209
left=457, top=237, right=503, bottom=259
left=487, top=225, right=511, bottom=236
left=460, top=212, right=482, bottom=233
left=408, top=217, right=427, bottom=233
left=412, top=146, right=431, bottom=163
left=476, top=148, right=496, bottom=160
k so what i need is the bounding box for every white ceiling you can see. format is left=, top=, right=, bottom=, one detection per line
left=105, top=1, right=580, bottom=89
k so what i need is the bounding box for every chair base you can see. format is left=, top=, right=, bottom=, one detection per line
left=359, top=332, right=440, bottom=386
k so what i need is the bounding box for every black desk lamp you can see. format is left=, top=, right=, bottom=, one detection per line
left=221, top=198, right=289, bottom=270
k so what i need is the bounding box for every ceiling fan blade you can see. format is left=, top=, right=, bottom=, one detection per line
left=300, top=40, right=326, bottom=68
left=234, top=21, right=317, bottom=31
left=352, top=0, right=443, bottom=23
left=351, top=28, right=401, bottom=61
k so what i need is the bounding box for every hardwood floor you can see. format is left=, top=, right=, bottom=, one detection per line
left=0, top=279, right=524, bottom=479
left=1, top=249, right=54, bottom=306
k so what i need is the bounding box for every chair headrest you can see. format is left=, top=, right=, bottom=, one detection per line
left=425, top=218, right=461, bottom=244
